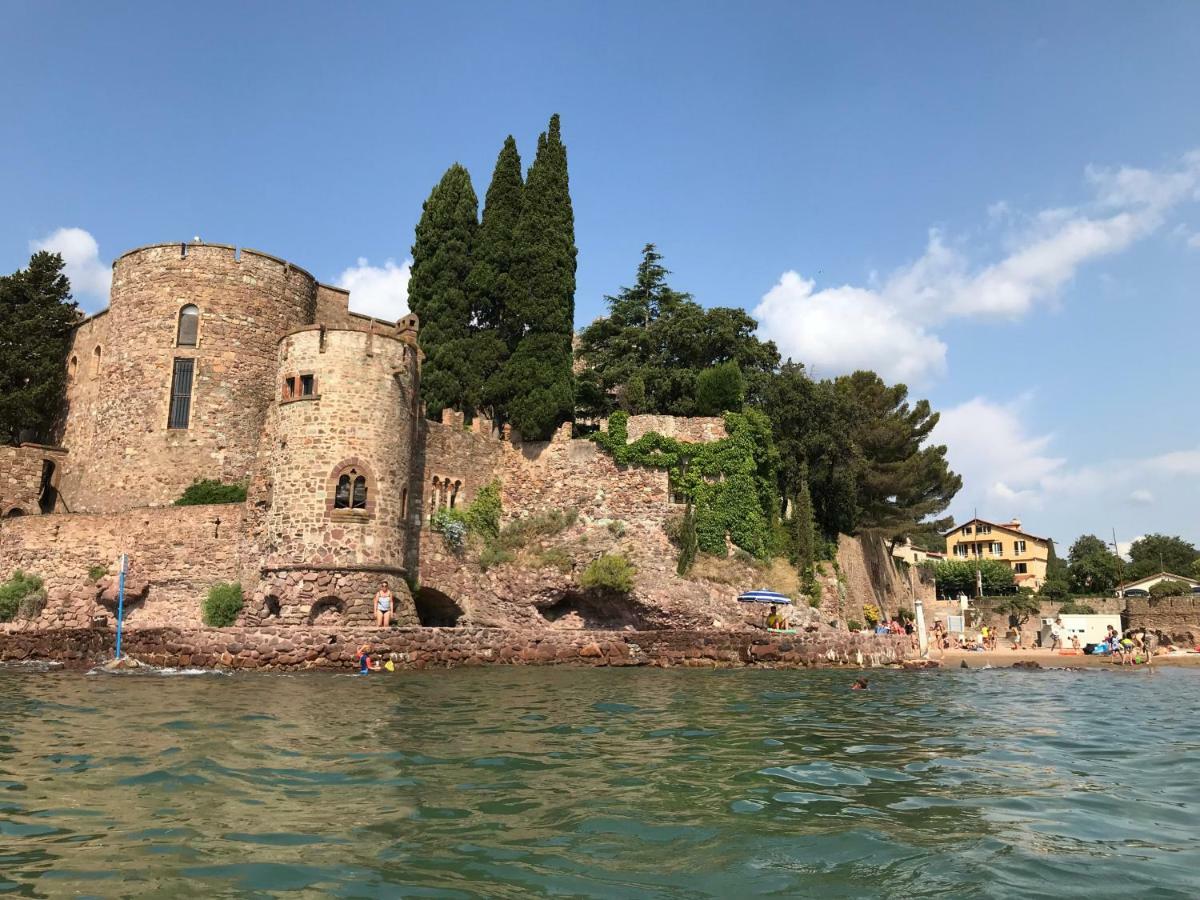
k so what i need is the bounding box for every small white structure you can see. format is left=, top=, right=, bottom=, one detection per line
left=1040, top=614, right=1122, bottom=648
left=1116, top=572, right=1200, bottom=597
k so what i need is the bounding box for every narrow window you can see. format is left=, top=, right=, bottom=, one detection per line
left=68, top=355, right=78, bottom=381
left=991, top=542, right=1003, bottom=555
left=1014, top=562, right=1028, bottom=574
left=352, top=476, right=367, bottom=509
left=449, top=480, right=461, bottom=509
left=177, top=305, right=199, bottom=347
left=401, top=487, right=408, bottom=518
left=283, top=376, right=296, bottom=399
left=334, top=474, right=351, bottom=509
left=168, top=358, right=195, bottom=429
left=1014, top=540, right=1026, bottom=554
left=92, top=345, right=102, bottom=379
left=299, top=374, right=315, bottom=397
left=963, top=525, right=972, bottom=535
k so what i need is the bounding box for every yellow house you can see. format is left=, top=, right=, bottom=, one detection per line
left=943, top=517, right=1050, bottom=590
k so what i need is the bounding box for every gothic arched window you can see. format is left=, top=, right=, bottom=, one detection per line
left=177, top=304, right=199, bottom=347
left=334, top=474, right=352, bottom=509
left=329, top=461, right=374, bottom=517
left=351, top=475, right=367, bottom=509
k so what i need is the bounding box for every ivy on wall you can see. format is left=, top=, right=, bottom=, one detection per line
left=592, top=411, right=780, bottom=558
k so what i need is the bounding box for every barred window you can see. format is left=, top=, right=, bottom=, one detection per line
left=168, top=358, right=195, bottom=429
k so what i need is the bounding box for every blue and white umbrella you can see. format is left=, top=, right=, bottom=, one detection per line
left=737, top=590, right=792, bottom=605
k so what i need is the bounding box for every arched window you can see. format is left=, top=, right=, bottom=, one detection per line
left=401, top=487, right=408, bottom=519
left=334, top=474, right=352, bottom=509
left=352, top=475, right=367, bottom=509
left=177, top=304, right=199, bottom=347
left=91, top=345, right=102, bottom=379
left=68, top=355, right=78, bottom=382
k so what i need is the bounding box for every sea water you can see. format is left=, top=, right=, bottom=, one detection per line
left=1, top=664, right=1198, bottom=898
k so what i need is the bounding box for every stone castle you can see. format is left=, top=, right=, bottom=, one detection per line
left=1, top=240, right=772, bottom=632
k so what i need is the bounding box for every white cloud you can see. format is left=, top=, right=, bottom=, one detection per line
left=754, top=150, right=1200, bottom=384
left=336, top=257, right=411, bottom=321
left=29, top=227, right=111, bottom=309
left=1128, top=489, right=1154, bottom=505
left=1190, top=233, right=1200, bottom=250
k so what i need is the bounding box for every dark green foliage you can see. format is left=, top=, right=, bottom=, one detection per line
left=0, top=251, right=81, bottom=443
left=788, top=468, right=818, bottom=570
left=1058, top=599, right=1096, bottom=614
left=1045, top=539, right=1068, bottom=583
left=494, top=115, right=576, bottom=438
left=408, top=164, right=479, bottom=420
left=576, top=244, right=779, bottom=418
left=847, top=620, right=863, bottom=633
left=1067, top=534, right=1121, bottom=593
left=580, top=553, right=636, bottom=593
left=87, top=565, right=108, bottom=582
left=174, top=479, right=247, bottom=506
left=676, top=503, right=698, bottom=575
left=695, top=361, right=745, bottom=415
left=1038, top=578, right=1071, bottom=600
left=0, top=571, right=46, bottom=622
left=1125, top=534, right=1199, bottom=581
left=495, top=507, right=577, bottom=551
left=994, top=593, right=1040, bottom=625
left=1149, top=579, right=1193, bottom=600
left=933, top=559, right=1016, bottom=596
left=202, top=582, right=243, bottom=627
left=593, top=410, right=779, bottom=559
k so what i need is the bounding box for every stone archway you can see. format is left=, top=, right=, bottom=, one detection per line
left=414, top=587, right=464, bottom=627
left=308, top=596, right=346, bottom=625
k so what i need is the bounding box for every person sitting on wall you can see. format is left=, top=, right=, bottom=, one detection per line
left=374, top=581, right=394, bottom=628
left=766, top=605, right=787, bottom=630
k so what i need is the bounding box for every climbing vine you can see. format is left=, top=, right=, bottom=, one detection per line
left=592, top=410, right=781, bottom=559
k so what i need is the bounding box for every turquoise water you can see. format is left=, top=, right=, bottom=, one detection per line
left=1, top=664, right=1198, bottom=898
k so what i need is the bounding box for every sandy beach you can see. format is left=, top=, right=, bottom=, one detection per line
left=935, top=647, right=1200, bottom=669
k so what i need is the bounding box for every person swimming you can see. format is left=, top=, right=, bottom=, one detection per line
left=851, top=677, right=869, bottom=691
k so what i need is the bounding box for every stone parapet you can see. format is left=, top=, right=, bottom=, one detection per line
left=0, top=626, right=912, bottom=671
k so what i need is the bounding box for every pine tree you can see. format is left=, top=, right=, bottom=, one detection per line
left=0, top=251, right=80, bottom=443
left=676, top=502, right=698, bottom=575
left=789, top=467, right=818, bottom=570
left=407, top=164, right=479, bottom=420
left=496, top=114, right=577, bottom=438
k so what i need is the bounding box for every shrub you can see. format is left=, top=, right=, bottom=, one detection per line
left=202, top=582, right=243, bottom=627
left=847, top=620, right=863, bottom=633
left=463, top=480, right=502, bottom=542
left=896, top=607, right=914, bottom=624
left=87, top=565, right=108, bottom=582
left=993, top=593, right=1040, bottom=625
left=607, top=519, right=626, bottom=537
left=1149, top=579, right=1192, bottom=600
left=496, top=507, right=577, bottom=550
left=862, top=603, right=881, bottom=627
left=580, top=554, right=636, bottom=593
left=1038, top=579, right=1071, bottom=600
left=534, top=548, right=573, bottom=573
left=478, top=546, right=515, bottom=571
left=662, top=512, right=685, bottom=547
left=1058, top=600, right=1097, bottom=615
left=934, top=558, right=1016, bottom=595
left=0, top=571, right=46, bottom=622
left=175, top=479, right=247, bottom=506
left=431, top=508, right=468, bottom=552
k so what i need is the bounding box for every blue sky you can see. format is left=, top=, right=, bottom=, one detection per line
left=3, top=1, right=1198, bottom=552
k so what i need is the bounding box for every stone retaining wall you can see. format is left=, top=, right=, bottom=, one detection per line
left=0, top=626, right=911, bottom=671
left=1125, top=596, right=1200, bottom=642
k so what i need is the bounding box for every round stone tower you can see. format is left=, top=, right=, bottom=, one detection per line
left=56, top=243, right=318, bottom=512
left=253, top=327, right=420, bottom=626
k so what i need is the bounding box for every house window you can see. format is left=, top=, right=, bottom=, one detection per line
left=168, top=358, right=195, bottom=429
left=177, top=305, right=199, bottom=347
left=1014, top=562, right=1028, bottom=574
left=977, top=524, right=992, bottom=535
left=299, top=374, right=315, bottom=397
left=991, top=542, right=1003, bottom=555
left=1014, top=540, right=1026, bottom=554
left=954, top=545, right=968, bottom=558
left=963, top=526, right=973, bottom=535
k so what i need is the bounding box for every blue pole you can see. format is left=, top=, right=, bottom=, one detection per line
left=115, top=556, right=126, bottom=660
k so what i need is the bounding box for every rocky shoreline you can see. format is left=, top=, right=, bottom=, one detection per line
left=0, top=625, right=913, bottom=671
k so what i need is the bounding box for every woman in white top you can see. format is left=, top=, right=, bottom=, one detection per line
left=374, top=581, right=393, bottom=628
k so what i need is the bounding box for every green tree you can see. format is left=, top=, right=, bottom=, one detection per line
left=496, top=114, right=576, bottom=438
left=468, top=136, right=524, bottom=418
left=788, top=465, right=818, bottom=570
left=1125, top=534, right=1199, bottom=581
left=933, top=558, right=1016, bottom=596
left=0, top=251, right=80, bottom=443
left=676, top=502, right=698, bottom=576
left=1149, top=579, right=1193, bottom=600
left=408, top=163, right=479, bottom=420
left=576, top=243, right=779, bottom=418
left=994, top=593, right=1040, bottom=626
left=1066, top=534, right=1121, bottom=594
left=1068, top=534, right=1110, bottom=565
left=1045, top=538, right=1069, bottom=583
left=833, top=371, right=961, bottom=534
left=695, top=361, right=745, bottom=415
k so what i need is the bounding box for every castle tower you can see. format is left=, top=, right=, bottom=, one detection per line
left=252, top=327, right=420, bottom=626
left=56, top=243, right=318, bottom=512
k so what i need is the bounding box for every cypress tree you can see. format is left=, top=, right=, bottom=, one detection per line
left=789, top=465, right=818, bottom=571
left=676, top=502, right=698, bottom=576
left=0, top=251, right=80, bottom=443
left=467, top=137, right=524, bottom=419
left=496, top=114, right=577, bottom=438
left=407, top=163, right=479, bottom=420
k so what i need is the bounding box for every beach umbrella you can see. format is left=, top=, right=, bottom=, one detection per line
left=737, top=590, right=792, bottom=605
